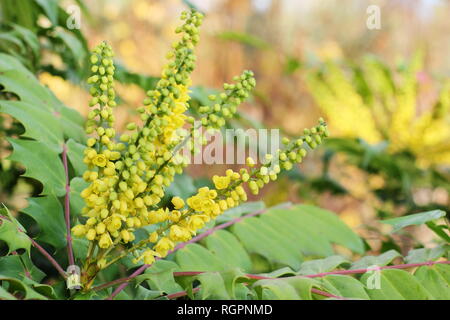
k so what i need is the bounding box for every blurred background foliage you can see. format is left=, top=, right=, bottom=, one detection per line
left=1, top=0, right=449, bottom=257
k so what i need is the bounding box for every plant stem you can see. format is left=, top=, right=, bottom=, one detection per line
left=29, top=238, right=67, bottom=279
left=62, top=143, right=75, bottom=266
left=162, top=286, right=345, bottom=300
left=172, top=260, right=450, bottom=279
left=101, top=203, right=291, bottom=299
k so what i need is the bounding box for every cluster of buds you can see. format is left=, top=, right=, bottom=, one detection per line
left=71, top=9, right=329, bottom=275
left=126, top=118, right=328, bottom=265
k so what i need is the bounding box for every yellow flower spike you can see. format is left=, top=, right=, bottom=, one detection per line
left=71, top=11, right=329, bottom=272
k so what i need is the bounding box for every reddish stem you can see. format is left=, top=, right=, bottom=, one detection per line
left=104, top=203, right=291, bottom=299
left=172, top=260, right=450, bottom=279
left=166, top=287, right=201, bottom=299
left=163, top=286, right=345, bottom=300
left=62, top=144, right=75, bottom=267
left=30, top=238, right=67, bottom=279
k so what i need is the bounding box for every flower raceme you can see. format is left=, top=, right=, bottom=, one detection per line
left=71, top=9, right=329, bottom=286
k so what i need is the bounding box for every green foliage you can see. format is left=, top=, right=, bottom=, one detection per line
left=0, top=219, right=31, bottom=255
left=126, top=242, right=449, bottom=300
left=0, top=3, right=448, bottom=302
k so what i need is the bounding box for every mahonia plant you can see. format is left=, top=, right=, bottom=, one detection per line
left=71, top=9, right=329, bottom=290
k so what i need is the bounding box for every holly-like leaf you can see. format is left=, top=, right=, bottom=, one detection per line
left=21, top=196, right=66, bottom=249
left=0, top=218, right=31, bottom=254
left=0, top=100, right=63, bottom=152
left=7, top=138, right=66, bottom=197
left=0, top=253, right=46, bottom=282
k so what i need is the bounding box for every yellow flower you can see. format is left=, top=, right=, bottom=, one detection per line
left=212, top=175, right=230, bottom=190
left=154, top=237, right=175, bottom=257
left=149, top=231, right=158, bottom=243
left=72, top=224, right=87, bottom=237
left=187, top=215, right=206, bottom=232
left=86, top=228, right=96, bottom=241
left=169, top=225, right=191, bottom=242
left=92, top=154, right=107, bottom=167
left=171, top=196, right=185, bottom=209
left=141, top=249, right=161, bottom=265
left=99, top=233, right=113, bottom=249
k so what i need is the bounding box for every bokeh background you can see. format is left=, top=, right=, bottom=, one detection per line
left=3, top=0, right=449, bottom=255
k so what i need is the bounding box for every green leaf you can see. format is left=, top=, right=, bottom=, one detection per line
left=425, top=221, right=450, bottom=242
left=195, top=272, right=230, bottom=300
left=216, top=31, right=270, bottom=50
left=215, top=201, right=265, bottom=223
left=0, top=53, right=85, bottom=142
left=381, top=210, right=446, bottom=232
left=175, top=243, right=224, bottom=272
left=252, top=277, right=318, bottom=300
left=165, top=174, right=197, bottom=199
left=55, top=28, right=86, bottom=67
left=0, top=274, right=49, bottom=300
left=10, top=24, right=40, bottom=59
left=414, top=264, right=450, bottom=300
left=220, top=268, right=252, bottom=300
left=320, top=275, right=370, bottom=300
left=7, top=138, right=66, bottom=197
left=21, top=196, right=66, bottom=249
left=66, top=139, right=87, bottom=176
left=405, top=246, right=449, bottom=264
left=114, top=63, right=158, bottom=90
left=0, top=218, right=31, bottom=254
left=351, top=250, right=401, bottom=269
left=361, top=269, right=431, bottom=300
left=297, top=205, right=365, bottom=254
left=0, top=286, right=17, bottom=300
left=204, top=230, right=252, bottom=272
left=134, top=286, right=164, bottom=300
left=232, top=204, right=364, bottom=270
left=35, top=0, right=59, bottom=25
left=297, top=255, right=350, bottom=275
left=136, top=260, right=183, bottom=294
left=0, top=100, right=63, bottom=152
left=72, top=237, right=89, bottom=261
left=0, top=254, right=46, bottom=282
